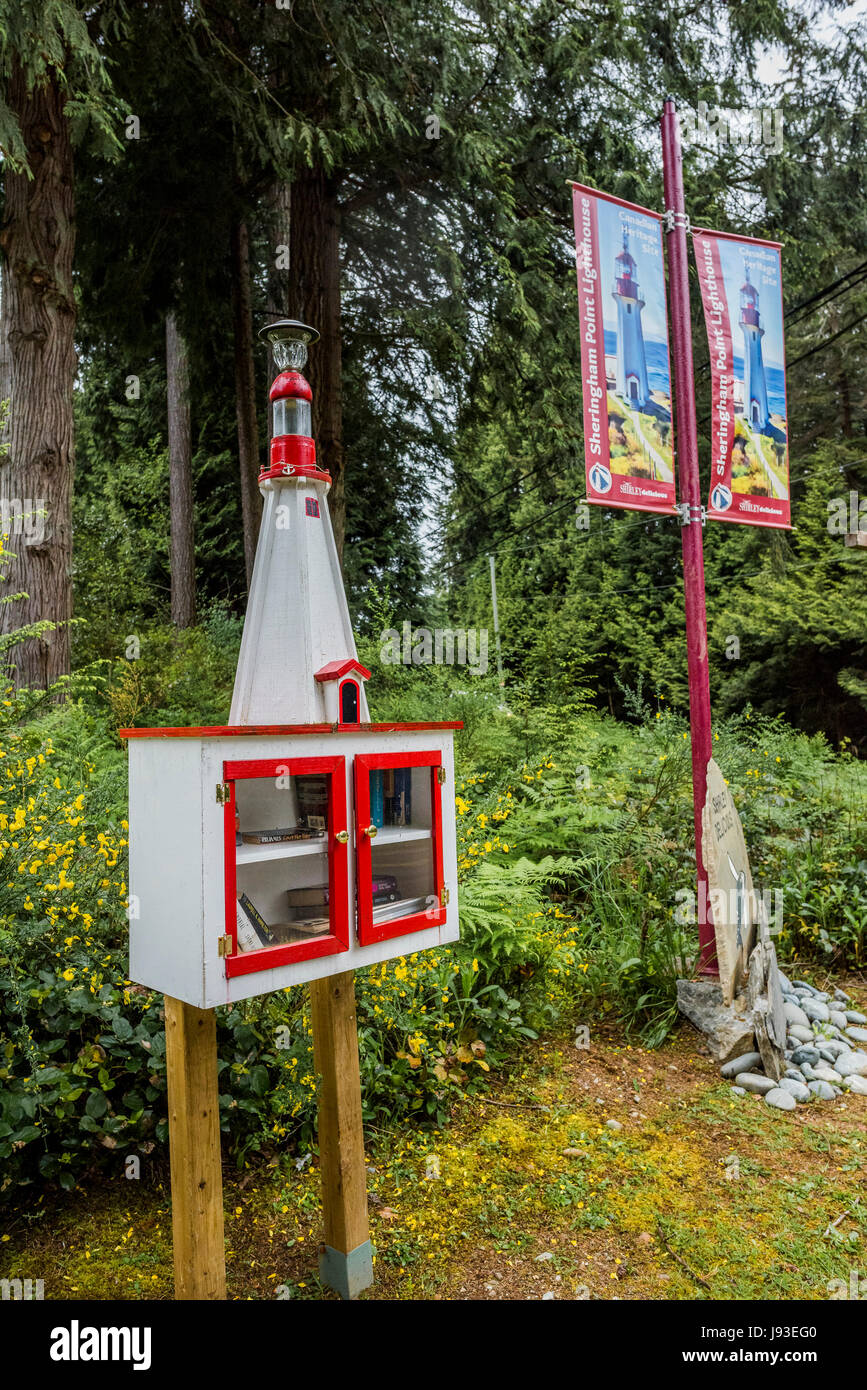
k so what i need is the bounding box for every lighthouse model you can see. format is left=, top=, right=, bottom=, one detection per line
left=122, top=321, right=460, bottom=1008
left=612, top=226, right=650, bottom=408
left=740, top=262, right=770, bottom=431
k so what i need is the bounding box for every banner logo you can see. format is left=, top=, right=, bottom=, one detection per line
left=589, top=463, right=612, bottom=493
left=711, top=484, right=732, bottom=512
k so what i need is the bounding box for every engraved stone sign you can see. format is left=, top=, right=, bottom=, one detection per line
left=702, top=758, right=757, bottom=1005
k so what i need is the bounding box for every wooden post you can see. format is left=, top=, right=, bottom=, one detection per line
left=310, top=971, right=373, bottom=1299
left=164, top=996, right=227, bottom=1300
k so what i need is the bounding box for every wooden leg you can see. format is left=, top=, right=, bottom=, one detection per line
left=164, top=996, right=227, bottom=1300
left=310, top=971, right=373, bottom=1300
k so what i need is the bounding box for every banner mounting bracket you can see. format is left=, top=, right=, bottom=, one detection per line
left=663, top=209, right=691, bottom=235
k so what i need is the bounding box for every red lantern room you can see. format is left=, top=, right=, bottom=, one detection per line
left=259, top=319, right=329, bottom=482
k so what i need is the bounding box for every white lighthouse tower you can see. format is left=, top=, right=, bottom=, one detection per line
left=230, top=320, right=371, bottom=725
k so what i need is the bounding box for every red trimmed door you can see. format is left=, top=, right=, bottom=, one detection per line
left=354, top=751, right=446, bottom=945
left=222, top=755, right=349, bottom=977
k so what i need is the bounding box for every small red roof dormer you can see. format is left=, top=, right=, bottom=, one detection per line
left=314, top=659, right=372, bottom=684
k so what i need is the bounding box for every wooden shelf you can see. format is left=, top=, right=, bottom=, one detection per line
left=236, top=838, right=328, bottom=866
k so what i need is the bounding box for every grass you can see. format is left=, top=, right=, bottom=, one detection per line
left=3, top=985, right=866, bottom=1302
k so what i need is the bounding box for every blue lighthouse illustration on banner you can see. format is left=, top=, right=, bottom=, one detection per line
left=740, top=262, right=770, bottom=431
left=612, top=230, right=651, bottom=408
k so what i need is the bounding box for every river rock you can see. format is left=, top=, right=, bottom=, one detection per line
left=777, top=969, right=793, bottom=992
left=800, top=1063, right=818, bottom=1081
left=787, top=1024, right=814, bottom=1045
left=830, top=1011, right=849, bottom=1030
left=811, top=1065, right=843, bottom=1084
left=720, top=1051, right=762, bottom=1079
left=842, top=1075, right=867, bottom=1096
left=784, top=1002, right=810, bottom=1029
left=794, top=980, right=818, bottom=994
left=784, top=1067, right=805, bottom=1082
left=846, top=1011, right=867, bottom=1025
left=765, top=1087, right=797, bottom=1111
left=808, top=1080, right=836, bottom=1100
left=846, top=1027, right=867, bottom=1045
left=834, top=1052, right=867, bottom=1077
left=818, top=1047, right=841, bottom=1065
left=730, top=1086, right=747, bottom=1096
left=834, top=989, right=851, bottom=1003
left=735, top=1072, right=777, bottom=1095
left=791, top=1046, right=820, bottom=1066
left=777, top=1077, right=811, bottom=1102
left=801, top=999, right=831, bottom=1023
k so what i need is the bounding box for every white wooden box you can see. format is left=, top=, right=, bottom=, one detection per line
left=124, top=722, right=460, bottom=1008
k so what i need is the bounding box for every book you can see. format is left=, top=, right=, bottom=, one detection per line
left=372, top=895, right=429, bottom=924
left=285, top=884, right=330, bottom=908
left=295, top=774, right=329, bottom=831
left=370, top=770, right=385, bottom=828
left=241, top=826, right=324, bottom=845
left=372, top=874, right=401, bottom=905
left=286, top=915, right=330, bottom=935
left=236, top=893, right=273, bottom=951
left=383, top=770, right=395, bottom=825
left=268, top=919, right=330, bottom=943
left=393, top=767, right=412, bottom=826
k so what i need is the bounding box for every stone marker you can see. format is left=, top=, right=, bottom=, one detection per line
left=676, top=979, right=755, bottom=1063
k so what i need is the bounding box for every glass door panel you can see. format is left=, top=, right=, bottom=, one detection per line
left=222, top=755, right=348, bottom=976
left=354, top=752, right=445, bottom=945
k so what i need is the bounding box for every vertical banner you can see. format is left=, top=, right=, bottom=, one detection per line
left=571, top=183, right=676, bottom=515
left=693, top=229, right=791, bottom=529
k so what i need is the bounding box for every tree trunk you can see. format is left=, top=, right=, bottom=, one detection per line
left=230, top=219, right=261, bottom=587
left=289, top=170, right=345, bottom=560
left=0, top=64, right=75, bottom=689
left=166, top=310, right=195, bottom=627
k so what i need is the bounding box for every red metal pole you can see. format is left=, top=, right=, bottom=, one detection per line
left=661, top=98, right=718, bottom=976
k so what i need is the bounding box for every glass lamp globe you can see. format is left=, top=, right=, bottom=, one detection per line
left=258, top=319, right=320, bottom=372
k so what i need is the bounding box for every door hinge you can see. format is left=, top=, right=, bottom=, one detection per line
left=436, top=766, right=446, bottom=785
left=218, top=934, right=232, bottom=957
left=440, top=886, right=450, bottom=907
left=216, top=782, right=231, bottom=804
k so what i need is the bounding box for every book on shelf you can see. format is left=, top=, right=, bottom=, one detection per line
left=295, top=774, right=329, bottom=832
left=372, top=874, right=401, bottom=905
left=370, top=770, right=385, bottom=827
left=241, top=825, right=325, bottom=845
left=393, top=767, right=412, bottom=826
left=268, top=920, right=330, bottom=943
left=285, top=884, right=330, bottom=908
left=372, top=895, right=429, bottom=924
left=236, top=893, right=273, bottom=951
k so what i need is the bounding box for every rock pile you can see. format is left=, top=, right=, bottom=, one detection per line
left=724, top=971, right=867, bottom=1110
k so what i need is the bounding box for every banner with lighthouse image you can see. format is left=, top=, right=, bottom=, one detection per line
left=693, top=228, right=791, bottom=529
left=571, top=183, right=676, bottom=515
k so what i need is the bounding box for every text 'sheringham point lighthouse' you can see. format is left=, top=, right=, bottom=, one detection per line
left=740, top=262, right=770, bottom=431
left=612, top=226, right=650, bottom=408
